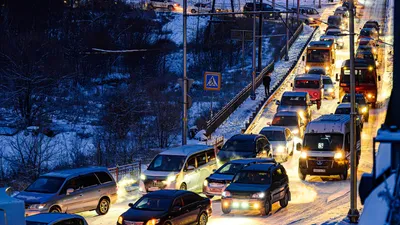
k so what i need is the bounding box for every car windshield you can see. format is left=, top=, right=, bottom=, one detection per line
left=335, top=107, right=351, bottom=114
left=259, top=130, right=285, bottom=141
left=308, top=68, right=325, bottom=75
left=307, top=49, right=330, bottom=63
left=221, top=139, right=255, bottom=152
left=356, top=52, right=374, bottom=60
left=326, top=30, right=341, bottom=36
left=360, top=29, right=372, bottom=37
left=323, top=78, right=333, bottom=84
left=306, top=9, right=318, bottom=15
left=341, top=68, right=376, bottom=84
left=133, top=197, right=172, bottom=211
left=233, top=171, right=271, bottom=184
left=147, top=155, right=186, bottom=172
left=281, top=96, right=306, bottom=106
left=272, top=116, right=298, bottom=127
left=216, top=163, right=244, bottom=175
left=25, top=176, right=65, bottom=194
left=328, top=18, right=340, bottom=26
left=304, top=133, right=344, bottom=151
left=295, top=79, right=320, bottom=89
left=342, top=95, right=367, bottom=104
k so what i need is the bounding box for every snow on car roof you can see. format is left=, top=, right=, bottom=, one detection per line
left=26, top=213, right=85, bottom=223
left=261, top=126, right=286, bottom=132
left=44, top=167, right=109, bottom=178
left=295, top=74, right=321, bottom=80
left=282, top=91, right=308, bottom=97
left=274, top=111, right=298, bottom=117
left=159, top=144, right=213, bottom=156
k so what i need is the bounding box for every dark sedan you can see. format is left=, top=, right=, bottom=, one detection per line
left=221, top=163, right=290, bottom=216
left=341, top=93, right=370, bottom=122
left=117, top=190, right=211, bottom=225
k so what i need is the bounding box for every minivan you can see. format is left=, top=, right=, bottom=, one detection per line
left=139, top=145, right=218, bottom=194
left=15, top=167, right=117, bottom=216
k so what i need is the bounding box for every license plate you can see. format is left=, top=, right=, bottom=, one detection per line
left=210, top=183, right=225, bottom=188
left=209, top=188, right=221, bottom=192
left=148, top=187, right=160, bottom=191
left=313, top=169, right=326, bottom=173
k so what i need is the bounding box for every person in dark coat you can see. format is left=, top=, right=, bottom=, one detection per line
left=262, top=73, right=272, bottom=96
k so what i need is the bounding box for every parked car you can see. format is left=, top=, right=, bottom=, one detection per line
left=117, top=190, right=212, bottom=225
left=203, top=158, right=276, bottom=198
left=322, top=75, right=336, bottom=99
left=217, top=134, right=272, bottom=165
left=276, top=91, right=312, bottom=123
left=335, top=103, right=364, bottom=129
left=15, top=167, right=117, bottom=216
left=270, top=111, right=306, bottom=138
left=259, top=126, right=297, bottom=162
left=221, top=163, right=290, bottom=216
left=290, top=6, right=321, bottom=26
left=139, top=145, right=217, bottom=194
left=190, top=3, right=222, bottom=13
left=147, top=0, right=181, bottom=11
left=26, top=213, right=88, bottom=225
left=243, top=2, right=280, bottom=19
left=341, top=93, right=370, bottom=122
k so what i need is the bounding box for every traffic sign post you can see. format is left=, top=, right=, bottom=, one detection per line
left=204, top=72, right=221, bottom=119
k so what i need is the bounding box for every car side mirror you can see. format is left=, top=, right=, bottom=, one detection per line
left=290, top=83, right=293, bottom=87
left=187, top=165, right=195, bottom=171
left=128, top=203, right=134, bottom=208
left=308, top=102, right=312, bottom=106
left=337, top=101, right=340, bottom=104
left=334, top=82, right=337, bottom=85
left=296, top=143, right=302, bottom=151
left=302, top=55, right=305, bottom=61
left=336, top=73, right=339, bottom=81
left=172, top=206, right=181, bottom=212
left=66, top=188, right=74, bottom=196
left=212, top=169, right=216, bottom=172
left=378, top=76, right=381, bottom=81
left=367, top=102, right=372, bottom=105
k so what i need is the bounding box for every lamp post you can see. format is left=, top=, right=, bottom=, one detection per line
left=250, top=0, right=257, bottom=100
left=182, top=0, right=188, bottom=145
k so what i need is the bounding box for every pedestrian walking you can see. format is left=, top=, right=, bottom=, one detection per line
left=263, top=73, right=272, bottom=96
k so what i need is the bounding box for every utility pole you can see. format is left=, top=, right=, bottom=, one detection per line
left=297, top=0, right=300, bottom=25
left=347, top=0, right=359, bottom=222
left=272, top=0, right=275, bottom=9
left=285, top=0, right=289, bottom=61
left=182, top=0, right=188, bottom=145
left=318, top=0, right=321, bottom=8
left=258, top=0, right=263, bottom=72
left=250, top=0, right=256, bottom=100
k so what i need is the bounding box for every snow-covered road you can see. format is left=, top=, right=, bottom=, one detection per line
left=82, top=0, right=392, bottom=224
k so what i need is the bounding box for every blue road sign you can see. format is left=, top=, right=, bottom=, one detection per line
left=204, top=72, right=221, bottom=91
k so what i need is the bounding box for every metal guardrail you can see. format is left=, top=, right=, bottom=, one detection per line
left=108, top=162, right=141, bottom=183
left=205, top=23, right=304, bottom=137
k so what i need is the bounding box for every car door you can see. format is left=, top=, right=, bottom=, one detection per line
left=78, top=173, right=101, bottom=210
left=181, top=193, right=202, bottom=224
left=183, top=155, right=200, bottom=191
left=255, top=138, right=265, bottom=158
left=275, top=168, right=286, bottom=200
left=196, top=151, right=209, bottom=192
left=169, top=197, right=185, bottom=225
left=285, top=129, right=294, bottom=154
left=53, top=218, right=86, bottom=225
left=270, top=170, right=281, bottom=203
left=59, top=176, right=85, bottom=213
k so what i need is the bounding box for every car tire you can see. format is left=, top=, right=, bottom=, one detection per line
left=279, top=191, right=289, bottom=208
left=168, top=5, right=174, bottom=11
left=180, top=183, right=187, bottom=190
left=206, top=195, right=214, bottom=199
left=222, top=205, right=231, bottom=214
left=49, top=206, right=61, bottom=213
left=96, top=198, right=110, bottom=215
left=191, top=9, right=196, bottom=13
left=197, top=212, right=208, bottom=225
left=298, top=169, right=307, bottom=181
left=261, top=199, right=271, bottom=216
left=340, top=166, right=348, bottom=180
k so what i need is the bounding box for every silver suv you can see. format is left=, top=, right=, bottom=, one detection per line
left=15, top=167, right=117, bottom=216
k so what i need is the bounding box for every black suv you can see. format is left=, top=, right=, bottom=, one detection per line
left=217, top=134, right=272, bottom=165
left=243, top=3, right=280, bottom=19
left=341, top=93, right=370, bottom=122
left=221, top=163, right=290, bottom=216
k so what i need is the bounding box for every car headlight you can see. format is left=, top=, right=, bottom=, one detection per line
left=251, top=192, right=265, bottom=199
left=292, top=129, right=299, bottom=134
left=362, top=107, right=367, bottom=113
left=306, top=66, right=310, bottom=71
left=140, top=174, right=146, bottom=180
left=334, top=152, right=344, bottom=159
left=298, top=110, right=305, bottom=118
left=338, top=38, right=344, bottom=43
left=222, top=191, right=231, bottom=198
left=300, top=151, right=307, bottom=159
left=276, top=146, right=286, bottom=153
left=146, top=219, right=160, bottom=225
left=373, top=49, right=377, bottom=53
left=325, top=66, right=329, bottom=71
left=309, top=18, right=314, bottom=21
left=166, top=175, right=177, bottom=183
left=118, top=216, right=124, bottom=224
left=328, top=88, right=334, bottom=93
left=28, top=204, right=46, bottom=210
left=203, top=180, right=208, bottom=186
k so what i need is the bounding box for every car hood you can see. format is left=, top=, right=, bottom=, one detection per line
left=321, top=35, right=340, bottom=40
left=277, top=105, right=306, bottom=112
left=269, top=141, right=287, bottom=149
left=208, top=173, right=234, bottom=182
left=15, top=191, right=54, bottom=204
left=143, top=170, right=179, bottom=180
left=217, top=151, right=255, bottom=163
left=122, top=208, right=166, bottom=222
left=226, top=183, right=270, bottom=193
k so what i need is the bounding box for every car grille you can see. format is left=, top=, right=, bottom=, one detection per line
left=307, top=157, right=333, bottom=168
left=232, top=192, right=251, bottom=199
left=144, top=179, right=167, bottom=191
left=124, top=221, right=144, bottom=225
left=208, top=179, right=227, bottom=184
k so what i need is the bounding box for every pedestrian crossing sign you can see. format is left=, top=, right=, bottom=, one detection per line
left=204, top=72, right=221, bottom=91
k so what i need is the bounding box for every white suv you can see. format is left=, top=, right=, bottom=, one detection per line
left=139, top=145, right=218, bottom=193
left=147, top=0, right=180, bottom=11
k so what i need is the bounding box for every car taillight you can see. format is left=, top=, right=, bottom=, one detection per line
left=313, top=92, right=318, bottom=96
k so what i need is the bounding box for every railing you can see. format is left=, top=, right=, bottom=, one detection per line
left=205, top=23, right=305, bottom=137
left=279, top=23, right=305, bottom=60
left=108, top=162, right=141, bottom=183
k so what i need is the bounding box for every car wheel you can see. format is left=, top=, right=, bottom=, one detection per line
left=261, top=199, right=271, bottom=216
left=197, top=212, right=208, bottom=225
left=206, top=195, right=214, bottom=199
left=168, top=5, right=173, bottom=11
left=180, top=183, right=187, bottom=190
left=191, top=9, right=196, bottom=13
left=298, top=169, right=307, bottom=181
left=279, top=191, right=289, bottom=208
left=222, top=205, right=231, bottom=214
left=96, top=198, right=110, bottom=215
left=340, top=166, right=348, bottom=180
left=49, top=206, right=61, bottom=213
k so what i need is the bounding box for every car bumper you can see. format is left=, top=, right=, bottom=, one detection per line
left=110, top=193, right=118, bottom=204
left=221, top=198, right=264, bottom=211
left=203, top=185, right=226, bottom=196
left=299, top=158, right=348, bottom=175
left=324, top=90, right=335, bottom=98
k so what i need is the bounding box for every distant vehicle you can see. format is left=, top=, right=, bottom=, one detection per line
left=308, top=66, right=326, bottom=76
left=221, top=163, right=290, bottom=216
left=14, top=167, right=117, bottom=216
left=243, top=3, right=280, bottom=19
left=270, top=111, right=306, bottom=138
left=217, top=134, right=272, bottom=165
left=290, top=6, right=321, bottom=26
left=203, top=158, right=276, bottom=198
left=328, top=15, right=347, bottom=31
left=292, top=74, right=324, bottom=109
left=363, top=20, right=380, bottom=34
left=357, top=44, right=378, bottom=60
left=26, top=213, right=88, bottom=225
left=190, top=3, right=222, bottom=13
left=322, top=75, right=336, bottom=99
left=334, top=6, right=349, bottom=19
left=341, top=93, right=370, bottom=122
left=147, top=0, right=181, bottom=11
left=335, top=103, right=364, bottom=129
left=299, top=114, right=361, bottom=180
left=305, top=41, right=336, bottom=76
left=139, top=145, right=217, bottom=194
left=259, top=126, right=296, bottom=161
left=323, top=28, right=344, bottom=49
left=276, top=91, right=312, bottom=123
left=359, top=27, right=379, bottom=40
left=117, top=190, right=212, bottom=225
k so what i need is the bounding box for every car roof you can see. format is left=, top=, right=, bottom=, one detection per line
left=26, top=213, right=85, bottom=223
left=275, top=111, right=298, bottom=117
left=43, top=167, right=109, bottom=178
left=230, top=134, right=263, bottom=141
left=282, top=91, right=308, bottom=97
left=159, top=145, right=213, bottom=156
left=337, top=103, right=357, bottom=108
left=308, top=41, right=333, bottom=47
left=260, top=126, right=286, bottom=132
left=240, top=163, right=276, bottom=172
left=326, top=28, right=341, bottom=32
left=230, top=158, right=276, bottom=164
left=309, top=66, right=326, bottom=71
left=343, top=93, right=365, bottom=98
left=145, top=190, right=190, bottom=198
left=322, top=75, right=332, bottom=80
left=343, top=59, right=375, bottom=68
left=295, top=74, right=322, bottom=80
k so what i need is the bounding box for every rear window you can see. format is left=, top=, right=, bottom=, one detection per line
left=323, top=78, right=333, bottom=84
left=96, top=172, right=113, bottom=183
left=295, top=79, right=320, bottom=89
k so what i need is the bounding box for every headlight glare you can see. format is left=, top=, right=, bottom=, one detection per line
left=334, top=152, right=344, bottom=159
left=325, top=66, right=329, bottom=71
left=146, top=219, right=160, bottom=225
left=300, top=151, right=307, bottom=159
left=306, top=66, right=310, bottom=71
left=362, top=107, right=367, bottom=113
left=276, top=146, right=285, bottom=153
left=29, top=204, right=46, bottom=210
left=203, top=180, right=208, bottom=186
left=328, top=88, right=334, bottom=93
left=251, top=192, right=265, bottom=199
left=118, top=216, right=124, bottom=224
left=166, top=175, right=176, bottom=183
left=222, top=191, right=231, bottom=198
left=140, top=174, right=146, bottom=180
left=292, top=129, right=299, bottom=134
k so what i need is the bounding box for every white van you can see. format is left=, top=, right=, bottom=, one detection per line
left=139, top=145, right=218, bottom=194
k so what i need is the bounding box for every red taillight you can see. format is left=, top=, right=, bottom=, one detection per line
left=313, top=92, right=318, bottom=96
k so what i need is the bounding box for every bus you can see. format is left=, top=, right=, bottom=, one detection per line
left=337, top=59, right=381, bottom=108
left=305, top=41, right=336, bottom=76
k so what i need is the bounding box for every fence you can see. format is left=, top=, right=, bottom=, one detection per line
left=205, top=23, right=305, bottom=137
left=108, top=162, right=141, bottom=183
